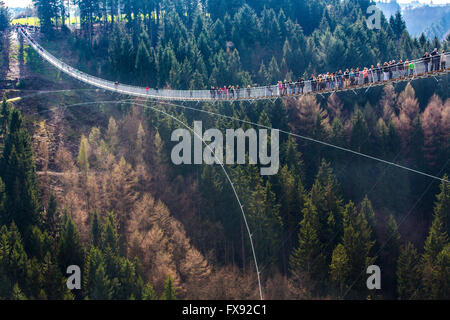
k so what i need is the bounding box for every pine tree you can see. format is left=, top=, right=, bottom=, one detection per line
left=434, top=177, right=450, bottom=237
left=11, top=283, right=27, bottom=300
left=161, top=275, right=176, bottom=300
left=142, top=282, right=156, bottom=300
left=422, top=186, right=449, bottom=298
left=330, top=243, right=350, bottom=298
left=382, top=214, right=401, bottom=299
left=91, top=210, right=101, bottom=248
left=350, top=108, right=369, bottom=153
left=84, top=246, right=112, bottom=300
left=0, top=94, right=9, bottom=137
left=57, top=216, right=85, bottom=278
left=290, top=197, right=326, bottom=291
left=248, top=181, right=282, bottom=267
left=397, top=242, right=422, bottom=300
left=1, top=109, right=41, bottom=234
left=45, top=194, right=61, bottom=239
left=341, top=201, right=376, bottom=297
left=102, top=211, right=120, bottom=256
left=431, top=244, right=450, bottom=299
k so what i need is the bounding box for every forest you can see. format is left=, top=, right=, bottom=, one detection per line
left=0, top=0, right=449, bottom=300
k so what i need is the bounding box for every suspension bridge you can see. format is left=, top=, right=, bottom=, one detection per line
left=17, top=26, right=449, bottom=102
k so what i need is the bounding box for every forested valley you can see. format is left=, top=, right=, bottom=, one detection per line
left=0, top=0, right=448, bottom=300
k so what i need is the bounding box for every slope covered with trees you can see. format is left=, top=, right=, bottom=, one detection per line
left=1, top=0, right=449, bottom=300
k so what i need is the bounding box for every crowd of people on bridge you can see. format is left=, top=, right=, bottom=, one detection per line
left=16, top=23, right=448, bottom=101
left=208, top=49, right=448, bottom=100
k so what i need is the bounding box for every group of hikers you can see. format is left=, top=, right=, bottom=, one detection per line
left=209, top=49, right=448, bottom=100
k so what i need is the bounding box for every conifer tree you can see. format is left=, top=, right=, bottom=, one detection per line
left=161, top=275, right=177, bottom=300
left=290, top=197, right=326, bottom=290
left=1, top=109, right=41, bottom=234
left=91, top=210, right=101, bottom=248
left=45, top=194, right=61, bottom=240
left=330, top=243, right=350, bottom=298
left=397, top=242, right=422, bottom=300
left=84, top=246, right=112, bottom=300
left=341, top=201, right=376, bottom=297
left=422, top=185, right=449, bottom=297
left=57, top=216, right=85, bottom=278
left=431, top=244, right=450, bottom=299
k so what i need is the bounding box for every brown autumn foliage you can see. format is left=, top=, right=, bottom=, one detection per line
left=380, top=84, right=398, bottom=123
left=421, top=94, right=444, bottom=166
left=288, top=95, right=330, bottom=135
left=394, top=83, right=420, bottom=153
left=33, top=84, right=448, bottom=299
left=42, top=107, right=291, bottom=299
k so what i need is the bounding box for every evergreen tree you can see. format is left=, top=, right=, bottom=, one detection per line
left=84, top=246, right=112, bottom=300
left=45, top=194, right=61, bottom=240
left=340, top=201, right=376, bottom=298
left=161, top=275, right=176, bottom=300
left=382, top=214, right=401, bottom=299
left=330, top=243, right=350, bottom=298
left=422, top=189, right=449, bottom=298
left=397, top=242, right=422, bottom=300
left=290, top=197, right=326, bottom=292
left=431, top=244, right=450, bottom=299
left=57, top=216, right=85, bottom=279
left=1, top=109, right=41, bottom=234
left=91, top=210, right=101, bottom=248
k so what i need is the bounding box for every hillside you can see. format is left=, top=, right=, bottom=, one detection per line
left=0, top=0, right=449, bottom=303
left=377, top=1, right=450, bottom=39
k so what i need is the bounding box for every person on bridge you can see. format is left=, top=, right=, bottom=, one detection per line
left=423, top=52, right=431, bottom=73
left=146, top=86, right=149, bottom=94
left=376, top=63, right=382, bottom=82
left=392, top=60, right=398, bottom=79
left=383, top=62, right=390, bottom=81
left=398, top=60, right=404, bottom=78
left=300, top=77, right=305, bottom=94
left=363, top=68, right=369, bottom=84
left=441, top=50, right=447, bottom=71
left=310, top=75, right=317, bottom=92
left=343, top=69, right=349, bottom=87
left=408, top=60, right=415, bottom=76
left=403, top=60, right=409, bottom=77
left=267, top=84, right=273, bottom=96
left=431, top=48, right=440, bottom=72
left=349, top=69, right=355, bottom=86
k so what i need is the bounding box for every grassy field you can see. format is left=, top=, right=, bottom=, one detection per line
left=11, top=12, right=177, bottom=27
left=11, top=17, right=40, bottom=26
left=12, top=17, right=82, bottom=26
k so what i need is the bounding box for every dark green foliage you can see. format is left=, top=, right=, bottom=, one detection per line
left=397, top=242, right=422, bottom=300
left=45, top=194, right=61, bottom=240
left=57, top=215, right=85, bottom=278
left=0, top=3, right=8, bottom=32
left=161, top=275, right=177, bottom=300
left=90, top=210, right=101, bottom=248
left=0, top=108, right=41, bottom=234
